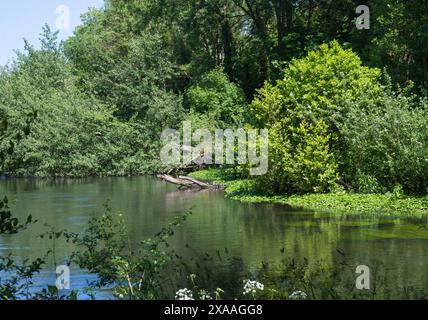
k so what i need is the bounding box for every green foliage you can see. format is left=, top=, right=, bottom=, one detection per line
left=189, top=168, right=428, bottom=216
left=355, top=172, right=386, bottom=194
left=248, top=42, right=386, bottom=194
left=340, top=92, right=428, bottom=194
left=0, top=89, right=36, bottom=169
left=67, top=205, right=192, bottom=300
left=366, top=0, right=428, bottom=93
left=185, top=69, right=247, bottom=128
left=64, top=8, right=178, bottom=121
left=249, top=42, right=427, bottom=196
left=2, top=5, right=426, bottom=195
left=1, top=1, right=428, bottom=301
left=0, top=255, right=45, bottom=300
left=265, top=119, right=339, bottom=194
left=0, top=197, right=35, bottom=235
left=251, top=41, right=383, bottom=129
left=0, top=81, right=51, bottom=301
left=225, top=183, right=428, bottom=217
left=0, top=28, right=164, bottom=177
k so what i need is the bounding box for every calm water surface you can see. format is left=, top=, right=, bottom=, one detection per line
left=1, top=176, right=428, bottom=298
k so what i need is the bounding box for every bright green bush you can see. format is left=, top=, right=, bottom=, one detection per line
left=250, top=41, right=383, bottom=129
left=262, top=119, right=339, bottom=194
left=249, top=41, right=427, bottom=195
left=250, top=41, right=382, bottom=194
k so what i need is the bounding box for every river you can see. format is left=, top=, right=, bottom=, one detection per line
left=1, top=176, right=428, bottom=299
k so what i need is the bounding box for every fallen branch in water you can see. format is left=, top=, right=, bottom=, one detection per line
left=157, top=174, right=223, bottom=190
left=178, top=176, right=211, bottom=188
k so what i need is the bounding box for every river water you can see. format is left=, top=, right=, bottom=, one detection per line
left=1, top=176, right=428, bottom=299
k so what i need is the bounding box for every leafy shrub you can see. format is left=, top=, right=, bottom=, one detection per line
left=250, top=41, right=383, bottom=130
left=0, top=80, right=153, bottom=177
left=67, top=207, right=192, bottom=300
left=355, top=172, right=386, bottom=194
left=262, top=119, right=339, bottom=194
left=250, top=41, right=384, bottom=194
left=340, top=92, right=428, bottom=195
left=185, top=68, right=247, bottom=129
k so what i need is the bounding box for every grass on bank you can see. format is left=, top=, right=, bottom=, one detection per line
left=189, top=169, right=428, bottom=217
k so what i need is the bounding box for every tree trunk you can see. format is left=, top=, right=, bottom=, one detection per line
left=274, top=0, right=287, bottom=56
left=222, top=18, right=235, bottom=80
left=272, top=0, right=293, bottom=58
left=424, top=41, right=428, bottom=93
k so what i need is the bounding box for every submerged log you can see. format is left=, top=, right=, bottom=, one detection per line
left=178, top=176, right=210, bottom=188
left=157, top=174, right=194, bottom=187
left=157, top=174, right=222, bottom=190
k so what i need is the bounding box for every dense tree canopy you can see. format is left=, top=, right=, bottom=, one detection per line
left=0, top=0, right=427, bottom=195
left=65, top=0, right=428, bottom=100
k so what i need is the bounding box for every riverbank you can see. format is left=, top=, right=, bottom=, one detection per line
left=188, top=169, right=428, bottom=217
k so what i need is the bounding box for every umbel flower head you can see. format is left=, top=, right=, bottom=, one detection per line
left=243, top=280, right=264, bottom=296
left=175, top=288, right=194, bottom=300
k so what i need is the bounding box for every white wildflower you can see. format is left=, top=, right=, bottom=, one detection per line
left=214, top=288, right=224, bottom=299
left=175, top=288, right=194, bottom=300
left=199, top=290, right=212, bottom=300
left=243, top=279, right=264, bottom=296
left=289, top=290, right=308, bottom=300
